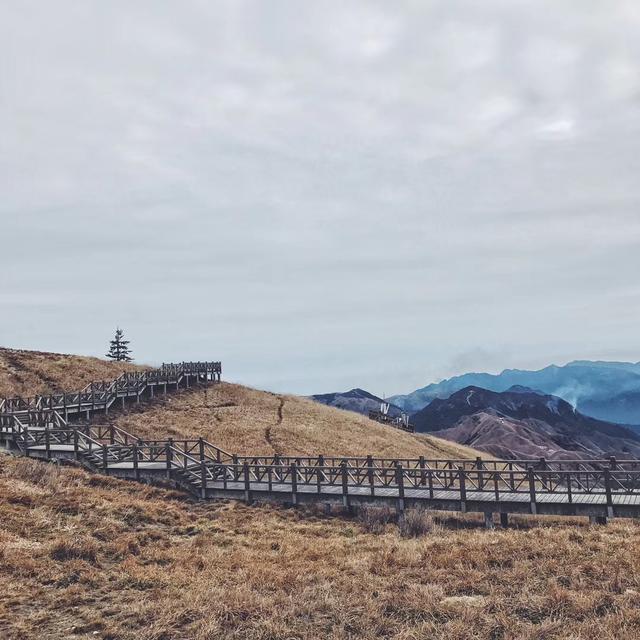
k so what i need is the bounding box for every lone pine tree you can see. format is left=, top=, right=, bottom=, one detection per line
left=106, top=327, right=133, bottom=362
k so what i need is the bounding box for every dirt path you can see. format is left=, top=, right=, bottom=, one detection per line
left=265, top=396, right=285, bottom=454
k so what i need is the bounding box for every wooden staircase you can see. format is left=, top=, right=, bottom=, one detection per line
left=0, top=361, right=231, bottom=498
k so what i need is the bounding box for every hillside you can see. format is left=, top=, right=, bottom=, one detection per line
left=0, top=347, right=481, bottom=460
left=413, top=386, right=640, bottom=460
left=4, top=455, right=640, bottom=640
left=2, top=350, right=640, bottom=638
left=390, top=360, right=640, bottom=424
left=0, top=347, right=145, bottom=397
left=109, top=382, right=481, bottom=459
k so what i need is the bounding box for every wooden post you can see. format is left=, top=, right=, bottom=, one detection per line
left=199, top=437, right=205, bottom=463
left=45, top=428, right=51, bottom=460
left=341, top=461, right=349, bottom=509
left=243, top=462, right=251, bottom=504
left=367, top=455, right=375, bottom=496
left=528, top=467, right=537, bottom=515
left=73, top=428, right=79, bottom=461
left=500, top=512, right=509, bottom=528
left=493, top=471, right=500, bottom=502
left=317, top=455, right=324, bottom=494
left=396, top=463, right=405, bottom=514
left=604, top=469, right=614, bottom=519
left=166, top=439, right=173, bottom=479
left=268, top=465, right=273, bottom=492
left=428, top=469, right=434, bottom=499
left=102, top=445, right=109, bottom=475
left=419, top=456, right=426, bottom=486
left=291, top=462, right=298, bottom=505
left=476, top=457, right=484, bottom=490
left=566, top=472, right=573, bottom=504
left=110, top=425, right=115, bottom=445
left=200, top=460, right=207, bottom=499
left=458, top=466, right=467, bottom=513
left=133, top=444, right=140, bottom=481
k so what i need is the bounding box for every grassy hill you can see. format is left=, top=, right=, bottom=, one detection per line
left=0, top=347, right=144, bottom=398
left=110, top=382, right=482, bottom=459
left=2, top=453, right=640, bottom=640
left=2, top=348, right=640, bottom=639
left=0, top=347, right=480, bottom=459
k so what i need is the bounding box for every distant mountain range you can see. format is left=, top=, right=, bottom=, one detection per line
left=413, top=386, right=640, bottom=460
left=310, top=388, right=404, bottom=418
left=390, top=360, right=640, bottom=425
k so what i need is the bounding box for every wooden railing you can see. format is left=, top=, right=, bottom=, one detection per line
left=3, top=361, right=640, bottom=519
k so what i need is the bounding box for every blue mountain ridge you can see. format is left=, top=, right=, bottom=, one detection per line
left=389, top=360, right=640, bottom=426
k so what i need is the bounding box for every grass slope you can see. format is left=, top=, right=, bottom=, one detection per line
left=1, top=455, right=640, bottom=640
left=3, top=349, right=639, bottom=639
left=110, top=382, right=483, bottom=459
left=0, top=347, right=145, bottom=398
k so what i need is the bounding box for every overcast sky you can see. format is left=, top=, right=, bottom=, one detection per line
left=2, top=1, right=640, bottom=395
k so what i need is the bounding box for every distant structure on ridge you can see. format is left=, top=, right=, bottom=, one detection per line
left=369, top=400, right=414, bottom=432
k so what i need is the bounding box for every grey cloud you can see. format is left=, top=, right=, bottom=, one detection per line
left=1, top=0, right=640, bottom=395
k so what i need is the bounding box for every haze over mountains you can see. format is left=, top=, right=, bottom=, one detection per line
left=390, top=360, right=640, bottom=425
left=412, top=386, right=640, bottom=460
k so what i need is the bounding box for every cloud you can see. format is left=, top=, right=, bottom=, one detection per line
left=1, top=0, right=639, bottom=394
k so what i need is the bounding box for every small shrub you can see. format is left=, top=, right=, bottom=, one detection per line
left=49, top=537, right=99, bottom=563
left=398, top=508, right=437, bottom=538
left=359, top=505, right=396, bottom=534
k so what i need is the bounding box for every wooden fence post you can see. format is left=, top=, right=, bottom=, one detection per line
left=528, top=467, right=537, bottom=515
left=133, top=444, right=140, bottom=482
left=341, top=461, right=349, bottom=509
left=73, top=429, right=79, bottom=461
left=200, top=459, right=207, bottom=499
left=458, top=465, right=467, bottom=513
left=166, top=438, right=173, bottom=479
left=317, top=455, right=324, bottom=494
left=45, top=428, right=51, bottom=460
left=291, top=462, right=298, bottom=505
left=476, top=457, right=484, bottom=490
left=604, top=469, right=614, bottom=519
left=243, top=462, right=251, bottom=504
left=367, top=455, right=375, bottom=496
left=396, top=463, right=405, bottom=514
left=102, top=445, right=109, bottom=475
left=419, top=456, right=426, bottom=486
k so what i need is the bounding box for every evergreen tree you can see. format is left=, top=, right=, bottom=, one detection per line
left=106, top=327, right=133, bottom=362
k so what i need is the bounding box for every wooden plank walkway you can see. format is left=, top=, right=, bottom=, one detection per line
left=3, top=360, right=640, bottom=525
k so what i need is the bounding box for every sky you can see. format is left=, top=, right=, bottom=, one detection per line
left=1, top=1, right=640, bottom=395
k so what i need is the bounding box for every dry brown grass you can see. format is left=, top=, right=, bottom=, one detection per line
left=1, top=454, right=640, bottom=640
left=110, top=382, right=483, bottom=459
left=3, top=349, right=639, bottom=639
left=0, top=347, right=145, bottom=398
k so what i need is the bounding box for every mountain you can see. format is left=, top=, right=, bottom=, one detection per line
left=412, top=386, right=640, bottom=460
left=310, top=388, right=404, bottom=419
left=390, top=360, right=640, bottom=425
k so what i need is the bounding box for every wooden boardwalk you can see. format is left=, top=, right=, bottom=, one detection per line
left=3, top=361, right=640, bottom=526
